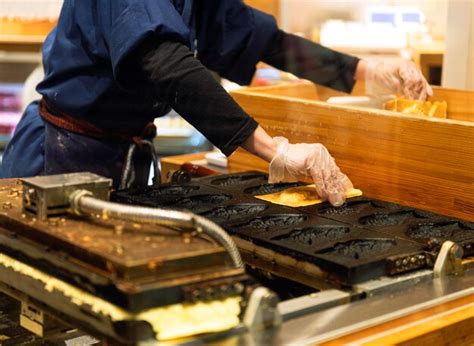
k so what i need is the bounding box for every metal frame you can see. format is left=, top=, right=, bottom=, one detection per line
left=0, top=235, right=472, bottom=345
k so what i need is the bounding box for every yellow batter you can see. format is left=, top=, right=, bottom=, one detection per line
left=0, top=253, right=241, bottom=341
left=256, top=185, right=363, bottom=207
left=384, top=97, right=447, bottom=118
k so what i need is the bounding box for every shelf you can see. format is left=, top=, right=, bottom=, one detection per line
left=0, top=34, right=46, bottom=53
left=0, top=34, right=47, bottom=45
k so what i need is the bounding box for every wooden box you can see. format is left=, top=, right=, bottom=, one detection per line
left=229, top=82, right=474, bottom=221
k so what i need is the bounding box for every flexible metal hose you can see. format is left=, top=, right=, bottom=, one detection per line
left=69, top=190, right=243, bottom=268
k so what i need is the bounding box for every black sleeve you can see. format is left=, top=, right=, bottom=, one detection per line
left=137, top=39, right=258, bottom=156
left=262, top=30, right=360, bottom=93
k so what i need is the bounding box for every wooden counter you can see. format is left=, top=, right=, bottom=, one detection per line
left=227, top=82, right=474, bottom=222
left=322, top=291, right=474, bottom=345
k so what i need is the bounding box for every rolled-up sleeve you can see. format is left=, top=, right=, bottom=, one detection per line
left=99, top=1, right=191, bottom=85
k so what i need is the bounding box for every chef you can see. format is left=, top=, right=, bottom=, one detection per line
left=0, top=0, right=431, bottom=206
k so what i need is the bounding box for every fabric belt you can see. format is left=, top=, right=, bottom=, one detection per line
left=39, top=98, right=160, bottom=188
left=39, top=98, right=157, bottom=144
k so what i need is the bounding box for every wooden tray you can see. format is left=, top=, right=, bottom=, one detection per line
left=229, top=82, right=474, bottom=221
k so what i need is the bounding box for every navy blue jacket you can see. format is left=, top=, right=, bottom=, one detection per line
left=37, top=0, right=277, bottom=133
left=0, top=0, right=278, bottom=179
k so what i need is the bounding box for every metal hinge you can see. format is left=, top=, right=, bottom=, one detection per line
left=243, top=287, right=281, bottom=331
left=433, top=240, right=464, bottom=278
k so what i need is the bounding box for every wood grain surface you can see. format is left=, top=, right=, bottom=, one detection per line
left=230, top=83, right=474, bottom=221
left=321, top=294, right=474, bottom=346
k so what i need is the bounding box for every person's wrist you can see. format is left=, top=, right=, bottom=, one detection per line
left=263, top=137, right=280, bottom=162
left=355, top=59, right=367, bottom=81
left=241, top=126, right=280, bottom=163
left=268, top=137, right=288, bottom=183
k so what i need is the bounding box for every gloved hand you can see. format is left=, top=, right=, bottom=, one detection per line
left=365, top=60, right=433, bottom=100
left=269, top=137, right=353, bottom=207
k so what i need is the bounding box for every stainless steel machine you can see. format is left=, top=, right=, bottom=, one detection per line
left=0, top=172, right=472, bottom=345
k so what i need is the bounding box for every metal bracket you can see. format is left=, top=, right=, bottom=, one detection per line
left=21, top=172, right=111, bottom=220
left=243, top=287, right=281, bottom=331
left=20, top=301, right=44, bottom=337
left=433, top=241, right=464, bottom=278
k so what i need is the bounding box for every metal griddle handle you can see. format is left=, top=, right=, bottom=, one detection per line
left=69, top=189, right=243, bottom=268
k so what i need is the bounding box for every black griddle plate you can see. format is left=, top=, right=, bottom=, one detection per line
left=111, top=172, right=474, bottom=286
left=0, top=179, right=252, bottom=313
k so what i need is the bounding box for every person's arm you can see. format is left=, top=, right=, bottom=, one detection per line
left=137, top=38, right=259, bottom=156
left=262, top=30, right=431, bottom=100
left=241, top=125, right=279, bottom=162
left=354, top=60, right=367, bottom=81
left=138, top=38, right=278, bottom=164
left=262, top=30, right=360, bottom=93
left=359, top=59, right=433, bottom=100
left=138, top=39, right=351, bottom=206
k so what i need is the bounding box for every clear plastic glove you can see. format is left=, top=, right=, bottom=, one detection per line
left=365, top=60, right=433, bottom=100
left=268, top=137, right=353, bottom=207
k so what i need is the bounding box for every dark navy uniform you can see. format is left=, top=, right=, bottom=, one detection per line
left=0, top=0, right=358, bottom=186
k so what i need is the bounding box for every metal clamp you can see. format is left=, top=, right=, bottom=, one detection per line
left=243, top=287, right=281, bottom=331
left=433, top=241, right=464, bottom=278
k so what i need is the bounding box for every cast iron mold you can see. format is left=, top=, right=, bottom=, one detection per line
left=210, top=173, right=267, bottom=187
left=407, top=220, right=474, bottom=241
left=316, top=239, right=397, bottom=260
left=166, top=194, right=232, bottom=209
left=271, top=225, right=352, bottom=245
left=235, top=214, right=307, bottom=231
left=359, top=210, right=430, bottom=227
left=201, top=203, right=267, bottom=221
left=320, top=200, right=384, bottom=216
left=244, top=182, right=301, bottom=196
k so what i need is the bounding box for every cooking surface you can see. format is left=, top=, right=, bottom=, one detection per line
left=0, top=179, right=240, bottom=311
left=113, top=172, right=474, bottom=285
left=0, top=179, right=227, bottom=274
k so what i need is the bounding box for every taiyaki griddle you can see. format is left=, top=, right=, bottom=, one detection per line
left=0, top=178, right=250, bottom=343
left=112, top=172, right=474, bottom=286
